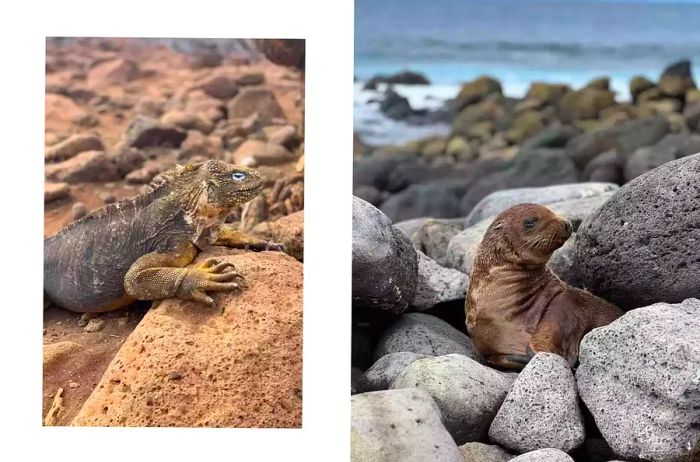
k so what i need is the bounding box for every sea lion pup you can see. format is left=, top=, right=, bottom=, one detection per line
left=465, top=203, right=622, bottom=370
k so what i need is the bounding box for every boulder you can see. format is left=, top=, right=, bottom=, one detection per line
left=227, top=87, right=286, bottom=121
left=630, top=75, right=655, bottom=103
left=352, top=197, right=418, bottom=313
left=374, top=313, right=480, bottom=362
left=581, top=149, right=623, bottom=183
left=410, top=218, right=466, bottom=265
left=363, top=71, right=430, bottom=90
left=558, top=88, right=615, bottom=122
left=382, top=181, right=464, bottom=222
left=379, top=89, right=414, bottom=120
left=45, top=150, right=120, bottom=184
left=576, top=153, right=700, bottom=308
left=197, top=75, right=239, bottom=100
left=509, top=449, right=574, bottom=462
left=351, top=388, right=463, bottom=462
left=453, top=76, right=502, bottom=112
left=576, top=299, right=700, bottom=462
left=459, top=148, right=579, bottom=217
left=526, top=82, right=570, bottom=106
left=263, top=124, right=299, bottom=148
left=412, top=251, right=469, bottom=310
left=521, top=124, right=581, bottom=150
left=624, top=133, right=700, bottom=182
left=465, top=183, right=618, bottom=227
left=504, top=111, right=546, bottom=144
left=236, top=72, right=265, bottom=86
left=160, top=110, right=214, bottom=135
left=684, top=104, right=700, bottom=132
left=87, top=58, right=139, bottom=89
left=44, top=182, right=70, bottom=202
left=362, top=352, right=428, bottom=392
left=251, top=210, right=304, bottom=261
left=565, top=117, right=670, bottom=169
left=489, top=353, right=585, bottom=454
left=658, top=60, right=696, bottom=98
left=71, top=249, right=302, bottom=427
left=231, top=139, right=295, bottom=167
left=458, top=443, right=514, bottom=462
left=392, top=354, right=514, bottom=444
left=119, top=116, right=187, bottom=149
left=45, top=134, right=105, bottom=162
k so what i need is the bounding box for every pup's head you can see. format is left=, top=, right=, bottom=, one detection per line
left=482, top=203, right=572, bottom=265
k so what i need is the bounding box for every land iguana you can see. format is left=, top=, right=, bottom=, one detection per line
left=44, top=160, right=283, bottom=313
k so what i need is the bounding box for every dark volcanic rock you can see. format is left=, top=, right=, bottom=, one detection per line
left=119, top=116, right=187, bottom=149
left=658, top=59, right=696, bottom=98
left=576, top=153, right=700, bottom=308
left=381, top=181, right=465, bottom=222
left=352, top=197, right=418, bottom=314
left=452, top=76, right=503, bottom=112
left=566, top=117, right=670, bottom=170
left=521, top=124, right=582, bottom=150
left=581, top=149, right=623, bottom=184
left=459, top=148, right=578, bottom=215
left=363, top=71, right=430, bottom=90
left=624, top=133, right=700, bottom=182
left=576, top=299, right=700, bottom=462
left=379, top=89, right=414, bottom=120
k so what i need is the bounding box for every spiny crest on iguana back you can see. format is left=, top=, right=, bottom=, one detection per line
left=47, top=160, right=263, bottom=239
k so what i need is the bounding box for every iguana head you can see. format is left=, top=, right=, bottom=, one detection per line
left=196, top=160, right=264, bottom=208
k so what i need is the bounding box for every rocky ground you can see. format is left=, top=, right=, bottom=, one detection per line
left=351, top=62, right=700, bottom=461
left=43, top=38, right=304, bottom=427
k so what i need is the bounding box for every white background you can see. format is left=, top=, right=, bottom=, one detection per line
left=0, top=0, right=354, bottom=460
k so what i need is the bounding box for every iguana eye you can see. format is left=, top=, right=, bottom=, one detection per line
left=524, top=217, right=538, bottom=229
left=232, top=172, right=247, bottom=181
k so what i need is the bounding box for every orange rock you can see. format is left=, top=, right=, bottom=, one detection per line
left=253, top=211, right=304, bottom=261
left=71, top=249, right=303, bottom=427
left=87, top=58, right=139, bottom=89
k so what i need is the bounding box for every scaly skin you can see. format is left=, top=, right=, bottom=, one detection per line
left=44, top=160, right=283, bottom=313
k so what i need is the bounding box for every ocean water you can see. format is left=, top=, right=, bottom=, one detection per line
left=355, top=0, right=700, bottom=145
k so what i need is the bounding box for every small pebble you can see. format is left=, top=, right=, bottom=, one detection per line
left=168, top=371, right=183, bottom=381
left=84, top=318, right=106, bottom=333
left=100, top=193, right=116, bottom=204
left=69, top=381, right=80, bottom=389
left=72, top=202, right=88, bottom=220
left=77, top=313, right=94, bottom=327
left=117, top=317, right=128, bottom=328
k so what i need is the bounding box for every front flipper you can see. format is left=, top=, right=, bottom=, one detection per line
left=215, top=225, right=285, bottom=252
left=123, top=242, right=242, bottom=312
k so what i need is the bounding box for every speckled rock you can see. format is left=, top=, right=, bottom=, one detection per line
left=87, top=58, right=139, bottom=89
left=362, top=352, right=428, bottom=392
left=352, top=197, right=418, bottom=314
left=118, top=116, right=187, bottom=150
left=458, top=442, right=514, bottom=462
left=576, top=153, right=700, bottom=308
left=71, top=249, right=302, bottom=428
left=392, top=354, right=514, bottom=444
left=576, top=299, right=700, bottom=462
left=508, top=448, right=574, bottom=462
left=351, top=388, right=463, bottom=462
left=412, top=251, right=468, bottom=310
left=374, top=313, right=481, bottom=362
left=231, top=139, right=295, bottom=167
left=464, top=183, right=618, bottom=227
left=45, top=150, right=120, bottom=184
left=489, top=353, right=585, bottom=454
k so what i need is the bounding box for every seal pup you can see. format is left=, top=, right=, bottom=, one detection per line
left=466, top=203, right=622, bottom=370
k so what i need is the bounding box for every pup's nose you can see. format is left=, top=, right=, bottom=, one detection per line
left=563, top=220, right=573, bottom=235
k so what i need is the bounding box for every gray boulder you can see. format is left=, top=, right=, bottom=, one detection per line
left=394, top=217, right=433, bottom=238
left=413, top=251, right=469, bottom=310
left=363, top=352, right=428, bottom=392
left=508, top=449, right=574, bottom=462
left=489, top=353, right=585, bottom=454
left=458, top=442, right=514, bottom=462
left=374, top=313, right=481, bottom=362
left=576, top=153, right=700, bottom=308
left=381, top=181, right=464, bottom=222
left=623, top=133, right=700, bottom=182
left=464, top=182, right=618, bottom=227
left=351, top=388, right=463, bottom=462
left=576, top=299, right=700, bottom=462
left=392, top=354, right=515, bottom=444
left=352, top=196, right=418, bottom=313
left=410, top=218, right=466, bottom=266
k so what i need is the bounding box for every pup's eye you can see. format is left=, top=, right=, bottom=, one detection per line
left=524, top=217, right=538, bottom=229
left=231, top=172, right=247, bottom=181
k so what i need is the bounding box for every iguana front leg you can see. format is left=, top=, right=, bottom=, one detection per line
left=215, top=225, right=285, bottom=251
left=123, top=241, right=241, bottom=310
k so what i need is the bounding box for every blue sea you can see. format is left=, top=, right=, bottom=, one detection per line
left=355, top=0, right=700, bottom=145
